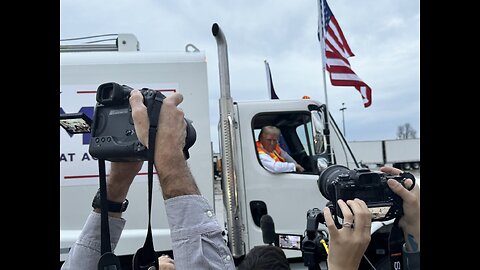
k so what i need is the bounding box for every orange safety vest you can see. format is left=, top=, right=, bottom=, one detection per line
left=256, top=141, right=286, bottom=162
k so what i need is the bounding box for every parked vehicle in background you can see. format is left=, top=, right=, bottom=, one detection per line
left=348, top=138, right=420, bottom=170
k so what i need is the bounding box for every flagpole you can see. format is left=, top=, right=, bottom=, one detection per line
left=318, top=0, right=334, bottom=165
left=318, top=0, right=330, bottom=112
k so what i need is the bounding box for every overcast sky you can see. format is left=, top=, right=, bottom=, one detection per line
left=60, top=0, right=419, bottom=152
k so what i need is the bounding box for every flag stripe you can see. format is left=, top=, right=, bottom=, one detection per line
left=330, top=73, right=365, bottom=83
left=326, top=29, right=351, bottom=60
left=319, top=0, right=372, bottom=108
left=329, top=16, right=354, bottom=57
left=325, top=41, right=350, bottom=65
left=356, top=85, right=372, bottom=107
left=326, top=58, right=350, bottom=68
left=327, top=65, right=358, bottom=75
left=329, top=78, right=366, bottom=87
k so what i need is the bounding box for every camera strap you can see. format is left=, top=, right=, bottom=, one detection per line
left=132, top=95, right=164, bottom=270
left=97, top=158, right=122, bottom=270
left=132, top=159, right=158, bottom=269
left=389, top=218, right=404, bottom=270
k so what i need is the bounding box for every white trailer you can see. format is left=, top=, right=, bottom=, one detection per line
left=348, top=138, right=420, bottom=170
left=60, top=26, right=395, bottom=269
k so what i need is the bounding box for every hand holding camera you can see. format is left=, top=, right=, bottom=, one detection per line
left=318, top=165, right=416, bottom=222
left=302, top=200, right=372, bottom=270
left=89, top=82, right=196, bottom=161
left=380, top=166, right=420, bottom=252
left=323, top=199, right=371, bottom=270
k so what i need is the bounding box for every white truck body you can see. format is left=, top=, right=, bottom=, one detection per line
left=60, top=32, right=392, bottom=269
left=348, top=139, right=420, bottom=170
left=60, top=50, right=214, bottom=261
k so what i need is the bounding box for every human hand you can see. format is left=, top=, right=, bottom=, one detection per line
left=158, top=254, right=175, bottom=270
left=324, top=199, right=372, bottom=270
left=129, top=90, right=186, bottom=159
left=130, top=90, right=199, bottom=198
left=380, top=166, right=420, bottom=251
left=295, top=164, right=305, bottom=173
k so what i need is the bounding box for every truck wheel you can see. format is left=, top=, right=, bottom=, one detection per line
left=403, top=163, right=411, bottom=170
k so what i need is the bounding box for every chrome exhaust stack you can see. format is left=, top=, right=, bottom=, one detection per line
left=212, top=23, right=245, bottom=258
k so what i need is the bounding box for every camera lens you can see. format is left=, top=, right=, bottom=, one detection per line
left=317, top=165, right=350, bottom=201
left=183, top=118, right=197, bottom=160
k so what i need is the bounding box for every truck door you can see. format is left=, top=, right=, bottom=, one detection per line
left=234, top=101, right=333, bottom=259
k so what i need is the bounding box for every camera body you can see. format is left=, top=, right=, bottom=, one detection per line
left=318, top=165, right=415, bottom=221
left=89, top=82, right=196, bottom=162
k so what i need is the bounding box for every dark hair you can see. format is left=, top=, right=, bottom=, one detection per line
left=237, top=245, right=290, bottom=270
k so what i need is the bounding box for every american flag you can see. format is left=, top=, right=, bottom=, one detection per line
left=318, top=0, right=372, bottom=108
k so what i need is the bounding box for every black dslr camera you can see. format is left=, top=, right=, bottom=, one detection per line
left=89, top=82, right=196, bottom=162
left=317, top=165, right=415, bottom=221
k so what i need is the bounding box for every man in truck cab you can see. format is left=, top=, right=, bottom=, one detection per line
left=256, top=126, right=305, bottom=173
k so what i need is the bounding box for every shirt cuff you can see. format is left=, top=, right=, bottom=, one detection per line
left=76, top=211, right=126, bottom=252
left=164, top=195, right=222, bottom=241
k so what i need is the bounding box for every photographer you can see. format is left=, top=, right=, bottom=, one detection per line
left=62, top=90, right=235, bottom=270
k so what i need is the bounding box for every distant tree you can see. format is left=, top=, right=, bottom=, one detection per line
left=396, top=123, right=417, bottom=139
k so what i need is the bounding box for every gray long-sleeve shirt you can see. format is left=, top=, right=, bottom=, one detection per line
left=61, top=195, right=235, bottom=270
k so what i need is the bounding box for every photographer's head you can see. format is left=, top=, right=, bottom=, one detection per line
left=238, top=245, right=290, bottom=270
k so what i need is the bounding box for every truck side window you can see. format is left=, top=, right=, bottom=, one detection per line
left=252, top=112, right=316, bottom=174
left=296, top=122, right=314, bottom=156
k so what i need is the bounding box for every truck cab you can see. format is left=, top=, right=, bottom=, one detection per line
left=231, top=99, right=358, bottom=259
